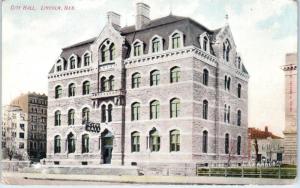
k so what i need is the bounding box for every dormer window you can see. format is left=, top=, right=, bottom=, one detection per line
left=56, top=60, right=62, bottom=72
left=171, top=33, right=180, bottom=49
left=70, top=57, right=76, bottom=69
left=134, top=42, right=142, bottom=56
left=223, top=39, right=231, bottom=62
left=237, top=57, right=241, bottom=69
left=84, top=54, right=90, bottom=66
left=200, top=33, right=210, bottom=53
left=152, top=38, right=160, bottom=53
left=100, top=40, right=115, bottom=62
left=203, top=37, right=208, bottom=51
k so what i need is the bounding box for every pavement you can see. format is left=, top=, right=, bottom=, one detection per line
left=0, top=172, right=297, bottom=185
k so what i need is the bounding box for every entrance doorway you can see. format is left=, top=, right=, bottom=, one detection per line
left=102, top=130, right=113, bottom=164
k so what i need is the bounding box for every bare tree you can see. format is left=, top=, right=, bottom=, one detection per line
left=254, top=138, right=259, bottom=167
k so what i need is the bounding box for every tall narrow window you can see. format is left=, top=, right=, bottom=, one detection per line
left=224, top=76, right=227, bottom=90
left=225, top=133, right=229, bottom=154
left=132, top=73, right=141, bottom=88
left=226, top=45, right=230, bottom=62
left=55, top=110, right=61, bottom=126
left=150, top=100, right=160, bottom=119
left=224, top=104, right=227, bottom=123
left=237, top=57, right=241, bottom=69
left=171, top=33, right=181, bottom=49
left=237, top=110, right=241, bottom=126
left=152, top=37, right=160, bottom=53
left=227, top=77, right=231, bottom=90
left=70, top=57, right=76, bottom=69
left=83, top=81, right=90, bottom=95
left=131, top=132, right=140, bottom=152
left=150, top=70, right=160, bottom=86
left=170, top=66, right=180, bottom=83
left=170, top=130, right=180, bottom=152
left=237, top=136, right=241, bottom=155
left=54, top=135, right=61, bottom=153
left=108, top=104, right=112, bottom=122
left=101, top=105, right=106, bottom=123
left=68, top=109, right=75, bottom=125
left=133, top=42, right=142, bottom=56
left=203, top=69, right=209, bottom=86
left=68, top=83, right=75, bottom=97
left=109, top=43, right=116, bottom=60
left=170, top=98, right=180, bottom=118
left=150, top=129, right=160, bottom=152
left=203, top=36, right=208, bottom=51
left=82, top=108, right=90, bottom=124
left=67, top=133, right=76, bottom=153
left=203, top=100, right=208, bottom=120
left=101, top=45, right=109, bottom=62
left=101, top=77, right=107, bottom=92
left=237, top=84, right=241, bottom=98
left=84, top=54, right=90, bottom=66
left=82, top=134, right=89, bottom=153
left=202, top=130, right=208, bottom=153
left=109, top=76, right=114, bottom=91
left=223, top=43, right=226, bottom=60
left=131, top=102, right=140, bottom=121
left=55, top=85, right=62, bottom=99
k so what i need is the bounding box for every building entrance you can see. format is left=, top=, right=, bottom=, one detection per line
left=102, top=130, right=113, bottom=164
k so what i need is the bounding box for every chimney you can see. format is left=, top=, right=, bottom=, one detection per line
left=264, top=126, right=268, bottom=133
left=136, top=3, right=150, bottom=30
left=107, top=11, right=121, bottom=27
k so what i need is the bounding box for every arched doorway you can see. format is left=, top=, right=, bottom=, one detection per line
left=101, top=130, right=113, bottom=164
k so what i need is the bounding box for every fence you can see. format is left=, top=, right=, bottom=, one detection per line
left=196, top=165, right=296, bottom=179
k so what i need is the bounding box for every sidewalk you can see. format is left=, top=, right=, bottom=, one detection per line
left=1, top=172, right=297, bottom=185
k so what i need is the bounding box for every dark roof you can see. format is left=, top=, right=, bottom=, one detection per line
left=62, top=37, right=96, bottom=50
left=248, top=127, right=282, bottom=139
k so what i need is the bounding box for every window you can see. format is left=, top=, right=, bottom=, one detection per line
left=132, top=73, right=141, bottom=88
left=84, top=54, right=90, bottom=66
left=19, top=132, right=24, bottom=139
left=237, top=57, right=241, bottom=69
left=224, top=105, right=227, bottom=123
left=20, top=124, right=25, bottom=130
left=68, top=109, right=75, bottom=125
left=19, top=142, right=24, bottom=149
left=150, top=129, right=160, bottom=152
left=237, top=84, right=241, bottom=98
left=55, top=110, right=61, bottom=126
left=152, top=37, right=160, bottom=53
left=82, top=108, right=90, bottom=124
left=237, top=136, right=241, bottom=155
left=170, top=98, right=180, bottom=118
left=101, top=45, right=109, bottom=62
left=170, top=66, right=180, bottom=83
left=203, top=69, right=209, bottom=86
left=55, top=85, right=62, bottom=99
left=227, top=77, right=231, bottom=90
left=109, top=76, right=114, bottom=91
left=203, top=100, right=208, bottom=120
left=131, top=102, right=140, bottom=121
left=203, top=36, right=208, bottom=51
left=56, top=65, right=62, bottom=72
left=101, top=105, right=106, bottom=123
left=225, top=133, right=229, bottom=154
left=170, top=130, right=180, bottom=152
left=223, top=40, right=231, bottom=62
left=237, top=110, right=241, bottom=126
left=108, top=104, right=112, bottom=122
left=131, top=132, right=140, bottom=152
left=82, top=134, right=89, bottom=153
left=67, top=133, right=76, bottom=153
left=101, top=77, right=107, bottom=92
left=227, top=106, right=231, bottom=123
left=150, top=70, right=160, bottom=86
left=133, top=42, right=142, bottom=56
left=202, top=130, right=208, bottom=153
left=150, top=100, right=160, bottom=119
left=171, top=33, right=181, bottom=49
left=109, top=43, right=115, bottom=60
left=54, top=135, right=61, bottom=153
left=70, top=57, right=76, bottom=69
left=83, top=81, right=90, bottom=95
left=68, top=83, right=76, bottom=97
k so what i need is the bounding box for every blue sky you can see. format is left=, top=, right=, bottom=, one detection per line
left=2, top=0, right=297, bottom=136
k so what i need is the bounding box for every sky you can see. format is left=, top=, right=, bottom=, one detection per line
left=2, top=0, right=297, bottom=136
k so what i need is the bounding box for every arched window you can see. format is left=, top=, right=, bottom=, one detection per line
left=170, top=98, right=180, bottom=118
left=203, top=100, right=208, bottom=120
left=68, top=109, right=75, bottom=125
left=227, top=77, right=231, bottom=90
left=171, top=33, right=181, bottom=49
left=203, top=69, right=209, bottom=86
left=150, top=100, right=160, bottom=119
left=101, top=105, right=106, bottom=123
left=237, top=136, right=241, bottom=155
left=82, top=108, right=90, bottom=124
left=202, top=130, right=208, bottom=153
left=70, top=56, right=76, bottom=69
left=54, top=110, right=61, bottom=126
left=237, top=110, right=241, bottom=126
left=67, top=133, right=76, bottom=153
left=237, top=84, right=241, bottom=98
left=203, top=36, right=208, bottom=51
left=170, top=66, right=180, bottom=83
left=224, top=76, right=227, bottom=90
left=132, top=73, right=141, bottom=89
left=225, top=133, right=229, bottom=154
left=101, top=45, right=109, bottom=62
left=84, top=53, right=90, bottom=66
left=133, top=42, right=142, bottom=56
left=226, top=45, right=230, bottom=62
left=237, top=57, right=241, bottom=69
left=108, top=104, right=112, bottom=122
left=152, top=37, right=160, bottom=53
left=170, top=130, right=180, bottom=152
left=150, top=70, right=160, bottom=86
left=56, top=60, right=62, bottom=72
left=101, top=77, right=107, bottom=92
left=227, top=106, right=231, bottom=123
left=131, top=102, right=140, bottom=121
left=223, top=43, right=226, bottom=60
left=109, top=76, right=114, bottom=91
left=83, top=81, right=90, bottom=95
left=55, top=85, right=62, bottom=99
left=68, top=83, right=76, bottom=97
left=131, top=132, right=140, bottom=152
left=82, top=134, right=89, bottom=153
left=109, top=43, right=115, bottom=61
left=54, top=135, right=61, bottom=153
left=150, top=129, right=160, bottom=152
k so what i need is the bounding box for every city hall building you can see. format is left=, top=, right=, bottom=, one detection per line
left=45, top=3, right=249, bottom=174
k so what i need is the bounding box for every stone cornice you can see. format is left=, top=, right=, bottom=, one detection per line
left=281, top=64, right=297, bottom=71
left=48, top=67, right=95, bottom=81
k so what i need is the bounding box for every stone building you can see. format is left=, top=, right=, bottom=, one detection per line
left=282, top=53, right=297, bottom=165
left=45, top=3, right=249, bottom=174
left=10, top=93, right=48, bottom=160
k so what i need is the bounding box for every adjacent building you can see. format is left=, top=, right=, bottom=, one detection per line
left=10, top=92, right=48, bottom=160
left=282, top=53, right=297, bottom=165
left=45, top=3, right=249, bottom=174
